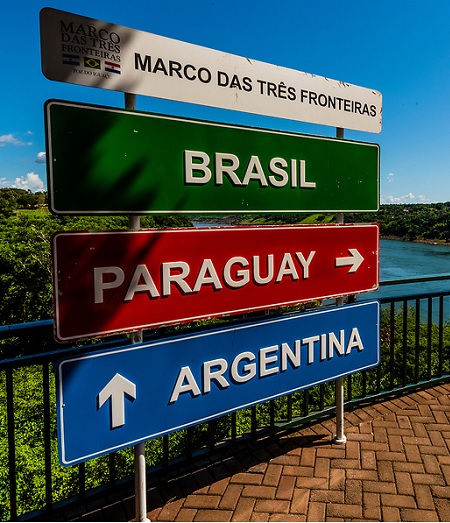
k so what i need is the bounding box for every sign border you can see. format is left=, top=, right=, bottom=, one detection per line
left=40, top=7, right=382, bottom=133
left=45, top=99, right=380, bottom=215
left=57, top=301, right=380, bottom=465
left=52, top=224, right=379, bottom=342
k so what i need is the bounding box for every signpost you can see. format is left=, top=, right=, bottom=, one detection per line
left=40, top=8, right=382, bottom=133
left=40, top=9, right=383, bottom=519
left=56, top=301, right=380, bottom=466
left=45, top=100, right=380, bottom=214
left=36, top=7, right=385, bottom=523
left=52, top=224, right=379, bottom=342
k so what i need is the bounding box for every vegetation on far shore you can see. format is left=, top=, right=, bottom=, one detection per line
left=194, top=201, right=450, bottom=243
left=2, top=187, right=450, bottom=240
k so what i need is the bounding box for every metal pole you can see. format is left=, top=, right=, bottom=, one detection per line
left=125, top=94, right=140, bottom=234
left=334, top=376, right=346, bottom=444
left=125, top=92, right=150, bottom=521
left=135, top=443, right=149, bottom=522
left=334, top=127, right=347, bottom=445
left=125, top=92, right=136, bottom=110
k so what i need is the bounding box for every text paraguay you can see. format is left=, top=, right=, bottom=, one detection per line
left=94, top=251, right=316, bottom=303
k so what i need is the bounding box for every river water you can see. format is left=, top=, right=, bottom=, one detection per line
left=371, top=239, right=450, bottom=300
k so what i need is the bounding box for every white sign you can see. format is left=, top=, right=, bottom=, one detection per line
left=40, top=8, right=382, bottom=133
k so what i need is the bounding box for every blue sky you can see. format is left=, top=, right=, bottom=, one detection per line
left=2, top=0, right=450, bottom=204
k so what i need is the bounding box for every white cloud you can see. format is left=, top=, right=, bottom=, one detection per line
left=387, top=172, right=395, bottom=183
left=12, top=173, right=45, bottom=193
left=0, top=133, right=32, bottom=147
left=380, top=192, right=430, bottom=204
left=35, top=152, right=46, bottom=164
left=0, top=134, right=23, bottom=146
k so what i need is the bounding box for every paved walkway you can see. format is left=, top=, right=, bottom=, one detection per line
left=143, top=383, right=450, bottom=522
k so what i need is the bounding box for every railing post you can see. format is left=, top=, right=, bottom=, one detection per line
left=6, top=368, right=17, bottom=521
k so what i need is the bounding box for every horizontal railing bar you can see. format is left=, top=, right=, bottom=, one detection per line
left=0, top=337, right=134, bottom=370
left=379, top=273, right=450, bottom=286
left=1, top=274, right=449, bottom=338
left=377, top=290, right=450, bottom=304
left=1, top=291, right=449, bottom=370
left=0, top=319, right=53, bottom=333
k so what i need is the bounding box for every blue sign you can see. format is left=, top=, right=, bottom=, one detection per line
left=57, top=301, right=379, bottom=466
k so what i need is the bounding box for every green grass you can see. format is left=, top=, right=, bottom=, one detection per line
left=16, top=208, right=50, bottom=217
left=300, top=214, right=334, bottom=224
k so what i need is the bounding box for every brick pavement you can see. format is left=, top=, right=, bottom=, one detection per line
left=76, top=382, right=450, bottom=521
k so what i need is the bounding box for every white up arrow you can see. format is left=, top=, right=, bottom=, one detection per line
left=98, top=373, right=136, bottom=429
left=335, top=248, right=364, bottom=273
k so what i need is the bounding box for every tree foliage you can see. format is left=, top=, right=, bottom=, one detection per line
left=236, top=202, right=450, bottom=243
left=0, top=197, right=191, bottom=327
left=0, top=189, right=47, bottom=217
left=345, top=202, right=450, bottom=242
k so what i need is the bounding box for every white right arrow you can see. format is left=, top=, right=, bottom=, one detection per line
left=335, top=248, right=364, bottom=273
left=98, top=373, right=136, bottom=429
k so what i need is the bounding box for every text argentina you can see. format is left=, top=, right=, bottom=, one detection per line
left=169, top=327, right=364, bottom=403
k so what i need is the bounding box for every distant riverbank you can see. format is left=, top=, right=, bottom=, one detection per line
left=192, top=217, right=450, bottom=246
left=381, top=235, right=450, bottom=245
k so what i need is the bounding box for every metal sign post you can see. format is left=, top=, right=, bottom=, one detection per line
left=334, top=127, right=347, bottom=446
left=41, top=10, right=382, bottom=513
left=124, top=92, right=149, bottom=523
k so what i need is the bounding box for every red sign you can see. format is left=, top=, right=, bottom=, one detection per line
left=52, top=225, right=379, bottom=342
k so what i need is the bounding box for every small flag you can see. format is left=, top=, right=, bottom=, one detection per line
left=62, top=53, right=80, bottom=66
left=84, top=57, right=101, bottom=70
left=104, top=60, right=121, bottom=74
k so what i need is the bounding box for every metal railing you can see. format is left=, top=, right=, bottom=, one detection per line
left=1, top=275, right=450, bottom=521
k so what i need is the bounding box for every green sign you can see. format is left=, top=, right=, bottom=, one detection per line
left=45, top=100, right=379, bottom=214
